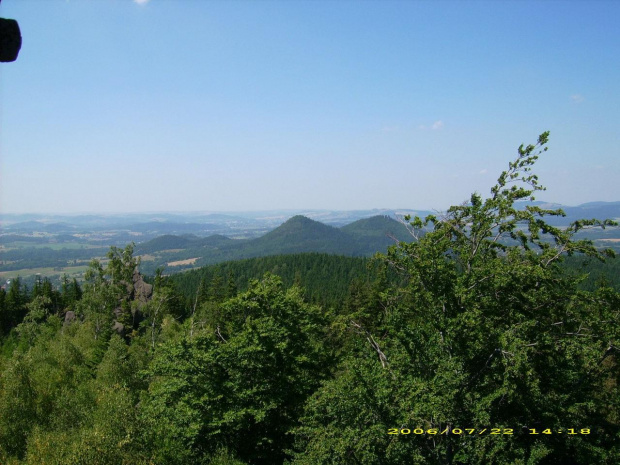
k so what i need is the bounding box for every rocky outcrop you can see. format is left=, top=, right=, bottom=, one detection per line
left=111, top=268, right=153, bottom=336
left=64, top=310, right=76, bottom=326
left=133, top=269, right=153, bottom=304
left=112, top=321, right=125, bottom=336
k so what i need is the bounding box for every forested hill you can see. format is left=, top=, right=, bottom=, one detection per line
left=242, top=215, right=355, bottom=255
left=135, top=215, right=413, bottom=274
left=136, top=234, right=234, bottom=255
left=340, top=214, right=414, bottom=244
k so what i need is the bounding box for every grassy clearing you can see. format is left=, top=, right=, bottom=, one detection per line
left=167, top=257, right=200, bottom=267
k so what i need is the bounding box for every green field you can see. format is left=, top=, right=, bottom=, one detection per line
left=0, top=264, right=90, bottom=280
left=1, top=242, right=104, bottom=251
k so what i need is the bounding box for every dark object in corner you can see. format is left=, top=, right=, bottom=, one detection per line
left=0, top=18, right=21, bottom=62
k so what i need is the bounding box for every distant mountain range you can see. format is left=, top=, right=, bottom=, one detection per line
left=3, top=202, right=619, bottom=234
left=135, top=215, right=414, bottom=274
left=521, top=201, right=620, bottom=226
left=133, top=202, right=620, bottom=274
left=2, top=204, right=619, bottom=281
left=0, top=209, right=422, bottom=242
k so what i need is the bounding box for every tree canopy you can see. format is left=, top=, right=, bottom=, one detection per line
left=293, top=132, right=620, bottom=464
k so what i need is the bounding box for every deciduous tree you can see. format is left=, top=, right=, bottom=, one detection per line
left=294, top=132, right=620, bottom=464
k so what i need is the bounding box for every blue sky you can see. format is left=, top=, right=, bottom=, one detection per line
left=1, top=0, right=619, bottom=213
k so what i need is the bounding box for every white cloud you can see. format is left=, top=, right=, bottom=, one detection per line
left=134, top=0, right=150, bottom=4
left=570, top=94, right=584, bottom=103
left=479, top=169, right=488, bottom=174
left=417, top=120, right=444, bottom=131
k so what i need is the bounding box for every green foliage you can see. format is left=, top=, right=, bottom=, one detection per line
left=16, top=296, right=54, bottom=346
left=0, top=319, right=149, bottom=464
left=293, top=133, right=620, bottom=464
left=61, top=274, right=83, bottom=311
left=561, top=255, right=620, bottom=291
left=79, top=260, right=117, bottom=341
left=0, top=324, right=97, bottom=461
left=0, top=354, right=37, bottom=459
left=106, top=244, right=140, bottom=289
left=140, top=274, right=329, bottom=464
left=77, top=243, right=153, bottom=340
left=139, top=286, right=178, bottom=350
left=1, top=278, right=29, bottom=335
left=31, top=277, right=62, bottom=315
left=172, top=252, right=380, bottom=310
left=208, top=448, right=246, bottom=465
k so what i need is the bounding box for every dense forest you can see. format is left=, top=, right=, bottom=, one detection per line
left=169, top=253, right=389, bottom=310
left=1, top=134, right=619, bottom=464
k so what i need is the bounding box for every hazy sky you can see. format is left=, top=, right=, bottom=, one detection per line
left=1, top=0, right=619, bottom=214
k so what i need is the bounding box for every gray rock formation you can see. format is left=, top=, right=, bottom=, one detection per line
left=111, top=268, right=153, bottom=335
left=112, top=321, right=125, bottom=336
left=64, top=310, right=76, bottom=326
left=133, top=269, right=153, bottom=303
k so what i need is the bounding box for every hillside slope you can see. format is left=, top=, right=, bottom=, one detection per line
left=136, top=215, right=412, bottom=274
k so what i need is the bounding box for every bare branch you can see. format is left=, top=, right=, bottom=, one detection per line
left=350, top=321, right=389, bottom=368
left=216, top=325, right=227, bottom=343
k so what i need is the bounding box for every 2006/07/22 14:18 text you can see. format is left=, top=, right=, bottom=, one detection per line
left=388, top=428, right=591, bottom=435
